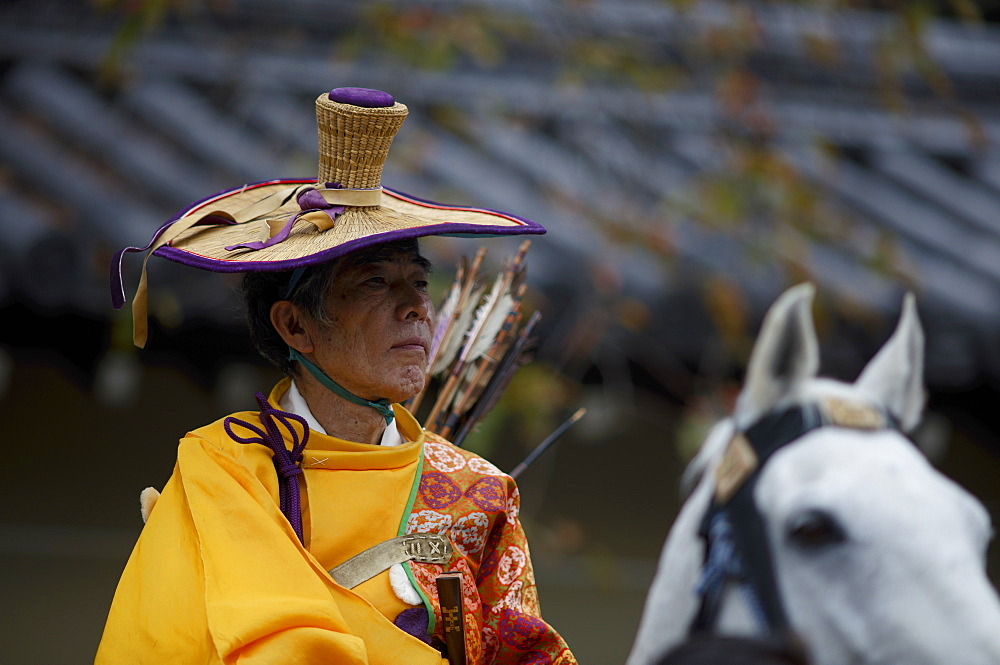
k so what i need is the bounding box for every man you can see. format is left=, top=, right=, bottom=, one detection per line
left=98, top=87, right=575, bottom=664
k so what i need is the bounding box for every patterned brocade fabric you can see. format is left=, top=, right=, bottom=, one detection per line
left=408, top=433, right=576, bottom=665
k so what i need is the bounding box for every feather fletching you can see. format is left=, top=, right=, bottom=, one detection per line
left=460, top=272, right=507, bottom=364
left=421, top=241, right=540, bottom=442
left=466, top=292, right=514, bottom=363
left=429, top=278, right=461, bottom=363
left=432, top=286, right=483, bottom=375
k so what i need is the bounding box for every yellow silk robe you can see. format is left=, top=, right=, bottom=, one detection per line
left=97, top=380, right=575, bottom=664
left=98, top=382, right=443, bottom=664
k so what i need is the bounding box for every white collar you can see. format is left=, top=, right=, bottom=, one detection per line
left=280, top=379, right=405, bottom=447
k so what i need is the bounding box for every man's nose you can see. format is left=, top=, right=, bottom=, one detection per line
left=396, top=283, right=431, bottom=321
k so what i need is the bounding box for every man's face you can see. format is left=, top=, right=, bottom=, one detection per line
left=307, top=247, right=435, bottom=404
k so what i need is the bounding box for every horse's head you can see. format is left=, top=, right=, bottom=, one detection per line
left=629, top=284, right=1000, bottom=665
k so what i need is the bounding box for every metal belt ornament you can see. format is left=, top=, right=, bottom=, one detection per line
left=690, top=396, right=897, bottom=639
left=329, top=533, right=452, bottom=590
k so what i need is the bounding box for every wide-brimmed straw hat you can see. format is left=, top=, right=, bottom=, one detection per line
left=112, top=86, right=545, bottom=347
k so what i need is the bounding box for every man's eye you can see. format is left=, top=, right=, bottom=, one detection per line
left=414, top=280, right=429, bottom=290
left=365, top=276, right=387, bottom=285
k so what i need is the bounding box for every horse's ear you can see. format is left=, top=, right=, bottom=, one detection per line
left=855, top=293, right=925, bottom=432
left=734, top=283, right=819, bottom=427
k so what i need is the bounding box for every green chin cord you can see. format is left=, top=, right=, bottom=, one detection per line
left=288, top=348, right=395, bottom=426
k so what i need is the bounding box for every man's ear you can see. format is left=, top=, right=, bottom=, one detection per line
left=270, top=300, right=316, bottom=355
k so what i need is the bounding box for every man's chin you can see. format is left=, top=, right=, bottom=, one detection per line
left=382, top=372, right=426, bottom=405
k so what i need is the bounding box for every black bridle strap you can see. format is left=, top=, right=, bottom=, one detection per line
left=691, top=406, right=816, bottom=635
left=690, top=399, right=896, bottom=639
left=722, top=475, right=789, bottom=633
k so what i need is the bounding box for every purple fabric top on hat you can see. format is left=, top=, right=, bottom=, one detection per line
left=328, top=87, right=395, bottom=108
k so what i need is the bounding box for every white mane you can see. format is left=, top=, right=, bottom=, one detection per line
left=628, top=284, right=1000, bottom=665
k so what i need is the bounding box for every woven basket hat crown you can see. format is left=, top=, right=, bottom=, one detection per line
left=315, top=89, right=409, bottom=190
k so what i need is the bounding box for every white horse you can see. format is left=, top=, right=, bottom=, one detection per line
left=627, top=284, right=1000, bottom=665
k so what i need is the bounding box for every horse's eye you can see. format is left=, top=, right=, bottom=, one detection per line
left=787, top=509, right=846, bottom=548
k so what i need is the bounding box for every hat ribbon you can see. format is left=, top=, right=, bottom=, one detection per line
left=225, top=184, right=383, bottom=252
left=112, top=183, right=382, bottom=348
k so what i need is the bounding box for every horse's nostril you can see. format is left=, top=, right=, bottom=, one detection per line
left=787, top=509, right=847, bottom=548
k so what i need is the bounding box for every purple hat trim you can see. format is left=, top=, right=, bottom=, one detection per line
left=110, top=178, right=545, bottom=307
left=328, top=87, right=395, bottom=108
left=153, top=183, right=544, bottom=274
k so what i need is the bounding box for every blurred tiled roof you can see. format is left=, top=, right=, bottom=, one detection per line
left=3, top=0, right=1000, bottom=386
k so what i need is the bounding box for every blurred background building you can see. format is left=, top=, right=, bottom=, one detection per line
left=2, top=0, right=1000, bottom=662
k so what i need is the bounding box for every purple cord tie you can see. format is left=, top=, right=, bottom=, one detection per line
left=224, top=393, right=310, bottom=543
left=225, top=183, right=345, bottom=252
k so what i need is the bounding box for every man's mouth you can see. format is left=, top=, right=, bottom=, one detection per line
left=392, top=338, right=428, bottom=354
